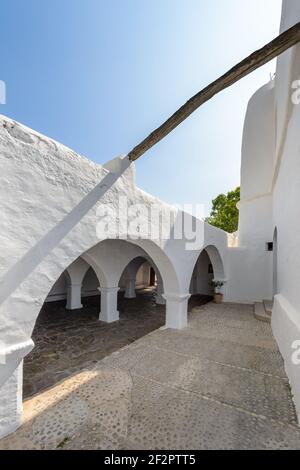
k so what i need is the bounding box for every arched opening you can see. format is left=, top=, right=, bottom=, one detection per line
left=46, top=272, right=68, bottom=302
left=82, top=266, right=100, bottom=300
left=189, top=245, right=225, bottom=310
left=135, top=261, right=153, bottom=289
left=22, top=238, right=175, bottom=399
left=80, top=266, right=101, bottom=310
left=273, top=227, right=278, bottom=297
left=149, top=267, right=156, bottom=287
left=23, top=261, right=101, bottom=398
left=118, top=257, right=154, bottom=295
left=117, top=255, right=165, bottom=329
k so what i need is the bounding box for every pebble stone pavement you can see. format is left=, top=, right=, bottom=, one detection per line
left=1, top=289, right=300, bottom=450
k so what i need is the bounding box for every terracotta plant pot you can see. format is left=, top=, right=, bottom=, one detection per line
left=213, top=293, right=223, bottom=304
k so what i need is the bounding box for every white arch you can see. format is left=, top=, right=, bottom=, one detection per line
left=4, top=237, right=180, bottom=339
left=66, top=257, right=91, bottom=286
left=119, top=255, right=161, bottom=285
left=127, top=239, right=180, bottom=294
left=118, top=253, right=165, bottom=302
left=82, top=239, right=179, bottom=295
left=80, top=251, right=109, bottom=287
left=64, top=257, right=101, bottom=310
left=204, top=244, right=226, bottom=281
left=189, top=244, right=225, bottom=294
left=121, top=256, right=148, bottom=281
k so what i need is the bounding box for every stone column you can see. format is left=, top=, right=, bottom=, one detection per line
left=98, top=287, right=119, bottom=323
left=0, top=339, right=33, bottom=439
left=0, top=363, right=23, bottom=439
left=163, top=293, right=191, bottom=329
left=66, top=282, right=83, bottom=310
left=124, top=278, right=136, bottom=299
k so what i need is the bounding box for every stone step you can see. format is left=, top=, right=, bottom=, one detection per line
left=263, top=299, right=273, bottom=316
left=254, top=302, right=271, bottom=323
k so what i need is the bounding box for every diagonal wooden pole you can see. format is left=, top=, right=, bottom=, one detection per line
left=128, top=21, right=300, bottom=162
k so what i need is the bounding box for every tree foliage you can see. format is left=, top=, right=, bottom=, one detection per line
left=205, top=187, right=240, bottom=233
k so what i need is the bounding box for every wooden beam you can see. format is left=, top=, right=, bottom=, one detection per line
left=128, top=21, right=300, bottom=162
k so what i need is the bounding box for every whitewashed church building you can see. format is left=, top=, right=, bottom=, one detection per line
left=0, top=0, right=300, bottom=440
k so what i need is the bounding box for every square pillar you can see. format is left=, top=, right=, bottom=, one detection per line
left=66, top=282, right=83, bottom=310
left=163, top=293, right=190, bottom=329
left=98, top=287, right=119, bottom=323
left=0, top=362, right=23, bottom=439
left=124, top=278, right=136, bottom=299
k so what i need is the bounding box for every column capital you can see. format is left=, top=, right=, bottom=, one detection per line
left=0, top=339, right=34, bottom=388
left=163, top=292, right=191, bottom=303
left=67, top=282, right=82, bottom=288
left=97, top=286, right=120, bottom=294
left=163, top=292, right=189, bottom=329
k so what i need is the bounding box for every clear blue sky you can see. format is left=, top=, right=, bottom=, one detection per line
left=0, top=0, right=282, bottom=214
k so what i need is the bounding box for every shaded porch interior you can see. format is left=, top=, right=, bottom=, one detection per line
left=23, top=248, right=216, bottom=398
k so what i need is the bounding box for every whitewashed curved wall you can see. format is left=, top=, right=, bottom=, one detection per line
left=227, top=81, right=276, bottom=303
left=239, top=81, right=275, bottom=247
left=235, top=0, right=300, bottom=420
left=271, top=0, right=300, bottom=422
left=240, top=82, right=275, bottom=201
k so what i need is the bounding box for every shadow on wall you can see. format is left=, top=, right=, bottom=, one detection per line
left=0, top=159, right=131, bottom=306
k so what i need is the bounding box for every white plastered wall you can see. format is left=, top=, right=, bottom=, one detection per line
left=0, top=114, right=230, bottom=437
left=271, top=0, right=300, bottom=423
left=233, top=0, right=300, bottom=421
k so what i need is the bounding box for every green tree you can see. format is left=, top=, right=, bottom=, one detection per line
left=205, top=187, right=240, bottom=233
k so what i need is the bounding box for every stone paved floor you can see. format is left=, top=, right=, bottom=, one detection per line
left=23, top=289, right=164, bottom=398
left=1, top=301, right=300, bottom=450
left=23, top=289, right=210, bottom=398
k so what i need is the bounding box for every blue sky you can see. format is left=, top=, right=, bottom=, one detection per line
left=0, top=0, right=282, bottom=214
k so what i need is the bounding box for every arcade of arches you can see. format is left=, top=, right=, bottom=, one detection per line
left=23, top=246, right=218, bottom=398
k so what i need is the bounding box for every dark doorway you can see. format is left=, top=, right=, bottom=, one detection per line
left=149, top=267, right=156, bottom=286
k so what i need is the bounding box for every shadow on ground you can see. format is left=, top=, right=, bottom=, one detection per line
left=1, top=301, right=300, bottom=450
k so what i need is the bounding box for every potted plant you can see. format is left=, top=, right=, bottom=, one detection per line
left=211, top=280, right=224, bottom=304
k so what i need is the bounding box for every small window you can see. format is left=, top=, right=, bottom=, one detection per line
left=208, top=263, right=213, bottom=274
left=266, top=242, right=273, bottom=252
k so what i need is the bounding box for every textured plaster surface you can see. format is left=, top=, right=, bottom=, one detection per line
left=0, top=113, right=229, bottom=436
left=0, top=302, right=299, bottom=450
left=0, top=113, right=229, bottom=354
